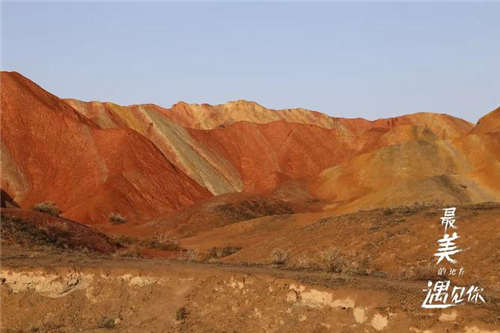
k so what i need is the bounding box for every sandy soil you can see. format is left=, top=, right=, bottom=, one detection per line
left=1, top=245, right=499, bottom=333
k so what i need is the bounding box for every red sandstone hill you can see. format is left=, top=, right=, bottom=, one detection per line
left=1, top=71, right=498, bottom=233
left=1, top=72, right=210, bottom=225
left=63, top=95, right=474, bottom=196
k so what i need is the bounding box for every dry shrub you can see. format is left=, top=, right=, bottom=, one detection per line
left=98, top=317, right=116, bottom=329
left=346, top=254, right=372, bottom=275
left=146, top=233, right=181, bottom=251
left=320, top=247, right=346, bottom=273
left=317, top=248, right=374, bottom=275
left=114, top=244, right=142, bottom=258
left=186, top=248, right=200, bottom=261
left=141, top=238, right=180, bottom=251
left=401, top=262, right=436, bottom=281
left=208, top=246, right=241, bottom=259
left=33, top=201, right=61, bottom=217
left=271, top=248, right=288, bottom=265
left=295, top=254, right=313, bottom=269
left=115, top=235, right=136, bottom=246
left=383, top=208, right=394, bottom=216
left=176, top=307, right=188, bottom=321
left=109, top=212, right=127, bottom=224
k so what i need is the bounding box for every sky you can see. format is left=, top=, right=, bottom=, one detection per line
left=2, top=1, right=499, bottom=123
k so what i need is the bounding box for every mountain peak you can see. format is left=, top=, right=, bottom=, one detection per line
left=472, top=106, right=500, bottom=134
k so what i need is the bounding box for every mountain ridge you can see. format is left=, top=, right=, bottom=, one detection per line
left=64, top=96, right=474, bottom=135
left=1, top=71, right=498, bottom=230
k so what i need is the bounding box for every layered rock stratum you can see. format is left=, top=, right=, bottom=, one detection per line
left=1, top=72, right=211, bottom=226
left=1, top=71, right=499, bottom=230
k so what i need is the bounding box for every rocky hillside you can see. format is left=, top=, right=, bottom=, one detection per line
left=1, top=72, right=210, bottom=226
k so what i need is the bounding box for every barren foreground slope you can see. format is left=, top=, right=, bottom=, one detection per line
left=1, top=247, right=499, bottom=333
left=1, top=203, right=499, bottom=332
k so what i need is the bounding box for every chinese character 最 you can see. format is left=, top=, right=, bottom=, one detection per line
left=441, top=207, right=457, bottom=232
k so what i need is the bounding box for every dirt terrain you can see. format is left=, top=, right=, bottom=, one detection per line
left=181, top=203, right=500, bottom=288
left=1, top=248, right=499, bottom=333
left=1, top=204, right=499, bottom=332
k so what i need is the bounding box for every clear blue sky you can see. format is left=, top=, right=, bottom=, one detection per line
left=2, top=2, right=499, bottom=122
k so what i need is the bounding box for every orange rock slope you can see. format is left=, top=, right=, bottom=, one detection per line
left=310, top=107, right=500, bottom=215
left=64, top=95, right=474, bottom=196
left=1, top=72, right=211, bottom=225
left=2, top=71, right=497, bottom=228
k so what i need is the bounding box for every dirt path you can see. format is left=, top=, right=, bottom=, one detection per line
left=3, top=250, right=499, bottom=297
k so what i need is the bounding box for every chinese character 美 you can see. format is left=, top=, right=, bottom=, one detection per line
left=434, top=232, right=463, bottom=264
left=466, top=286, right=486, bottom=304
left=422, top=280, right=455, bottom=309
left=441, top=207, right=457, bottom=232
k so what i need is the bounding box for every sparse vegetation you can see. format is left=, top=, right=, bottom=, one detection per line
left=348, top=254, right=372, bottom=276
left=208, top=246, right=242, bottom=259
left=115, top=235, right=136, bottom=246
left=186, top=248, right=200, bottom=261
left=109, top=212, right=127, bottom=225
left=215, top=199, right=294, bottom=223
left=113, top=243, right=142, bottom=258
left=141, top=238, right=180, bottom=251
left=138, top=233, right=181, bottom=251
left=383, top=208, right=394, bottom=216
left=317, top=217, right=333, bottom=224
left=271, top=248, right=288, bottom=265
left=112, top=234, right=182, bottom=255
left=294, top=254, right=314, bottom=270
left=1, top=212, right=116, bottom=253
left=400, top=262, right=437, bottom=281
left=289, top=248, right=375, bottom=276
left=1, top=213, right=73, bottom=249
left=2, top=214, right=56, bottom=247
left=176, top=307, right=188, bottom=321
left=32, top=201, right=61, bottom=217
left=320, top=247, right=345, bottom=273
left=98, top=317, right=116, bottom=329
